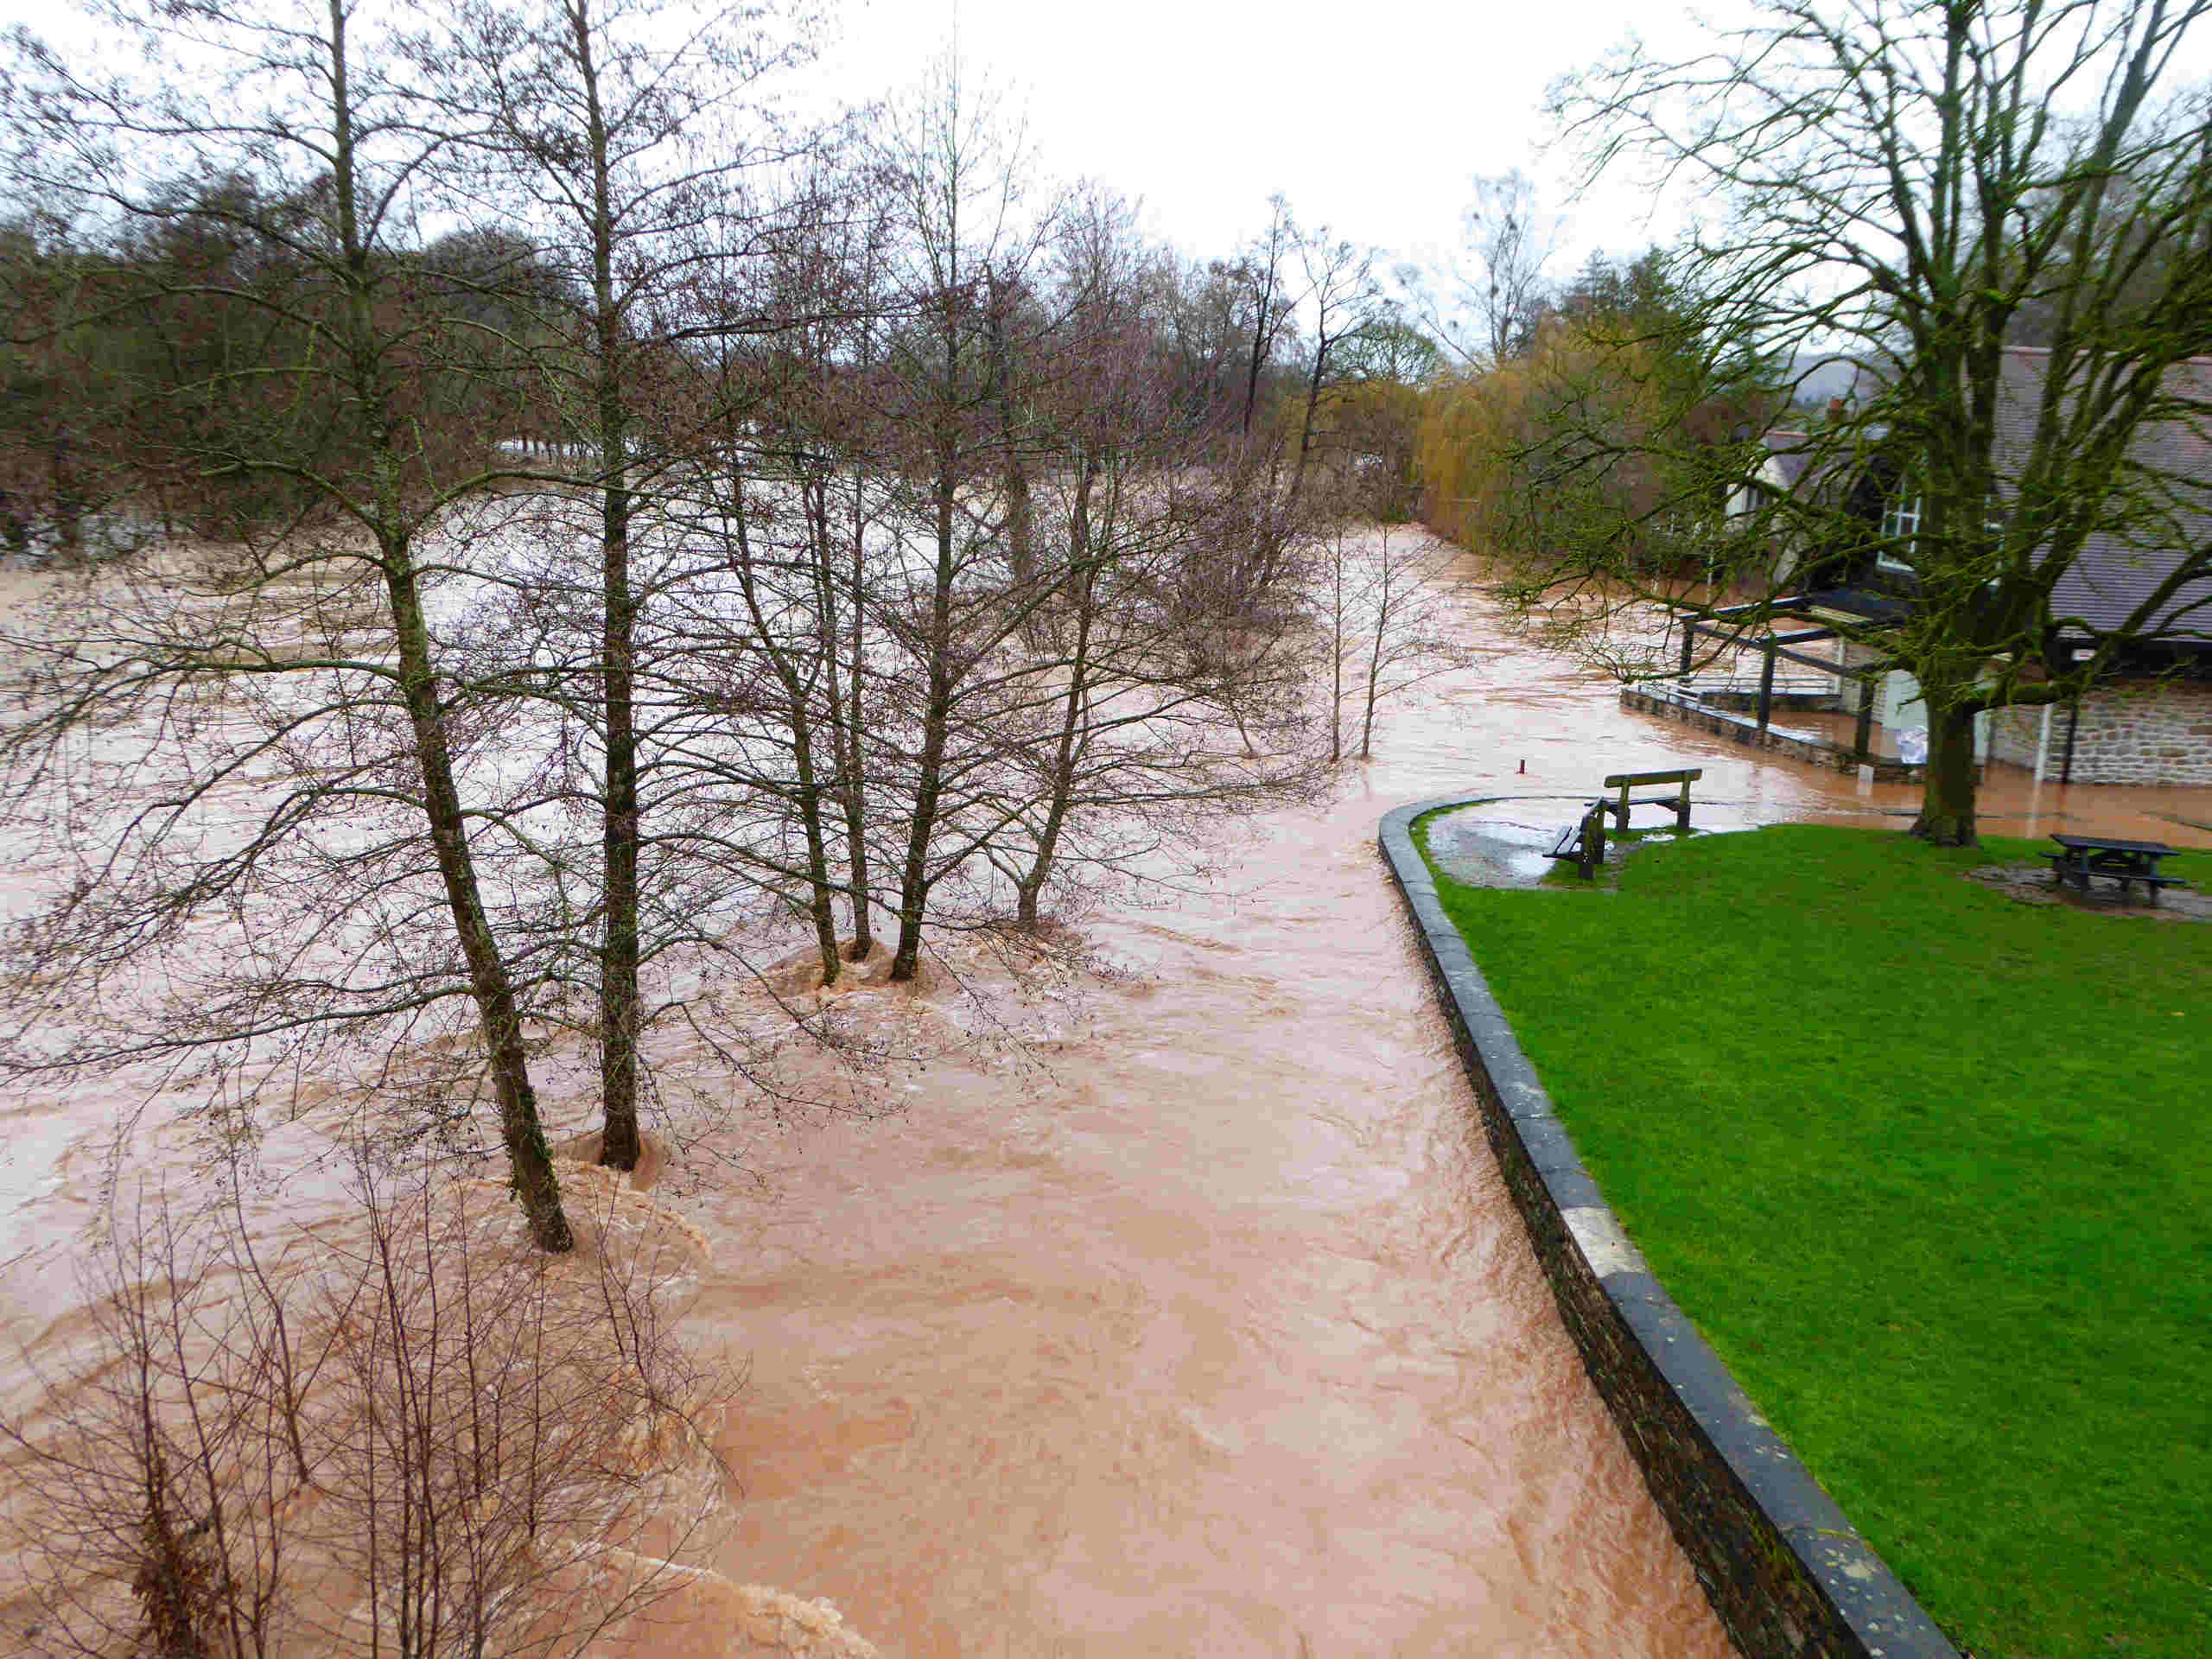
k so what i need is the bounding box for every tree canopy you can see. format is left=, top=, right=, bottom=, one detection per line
left=1503, top=0, right=2212, bottom=845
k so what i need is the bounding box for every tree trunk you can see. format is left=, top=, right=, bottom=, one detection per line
left=889, top=467, right=955, bottom=982
left=1911, top=700, right=1980, bottom=846
left=331, top=0, right=569, bottom=1245
left=385, top=552, right=573, bottom=1252
left=890, top=288, right=961, bottom=985
left=1329, top=535, right=1344, bottom=764
left=1286, top=338, right=1329, bottom=520
left=575, top=0, right=642, bottom=1172
left=809, top=468, right=861, bottom=970
left=841, top=465, right=874, bottom=959
left=593, top=378, right=641, bottom=1171
left=1016, top=472, right=1098, bottom=928
left=988, top=283, right=1034, bottom=588
left=737, top=472, right=842, bottom=987
left=1361, top=529, right=1392, bottom=760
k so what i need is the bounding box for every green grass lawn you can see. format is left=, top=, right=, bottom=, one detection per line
left=1423, top=821, right=2211, bottom=1659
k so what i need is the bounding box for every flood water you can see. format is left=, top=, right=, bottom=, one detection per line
left=9, top=537, right=2212, bottom=1656
left=671, top=547, right=2212, bottom=1654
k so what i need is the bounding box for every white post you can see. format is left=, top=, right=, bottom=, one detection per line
left=2033, top=702, right=2053, bottom=782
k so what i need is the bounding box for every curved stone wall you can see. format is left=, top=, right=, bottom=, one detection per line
left=1381, top=796, right=1958, bottom=1659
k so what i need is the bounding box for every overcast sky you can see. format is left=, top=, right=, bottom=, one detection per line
left=796, top=0, right=1729, bottom=278
left=0, top=0, right=1713, bottom=280
left=14, top=0, right=2212, bottom=288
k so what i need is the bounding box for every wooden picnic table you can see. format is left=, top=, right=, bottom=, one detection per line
left=2042, top=834, right=2191, bottom=906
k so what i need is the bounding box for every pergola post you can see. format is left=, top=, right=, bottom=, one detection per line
left=1854, top=670, right=1877, bottom=760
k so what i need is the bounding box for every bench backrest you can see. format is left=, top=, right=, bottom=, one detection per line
left=1602, top=768, right=1703, bottom=789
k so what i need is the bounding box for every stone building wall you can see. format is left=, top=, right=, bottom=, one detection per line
left=2064, top=679, right=2212, bottom=785
left=1988, top=704, right=2046, bottom=772
left=1988, top=678, right=2212, bottom=785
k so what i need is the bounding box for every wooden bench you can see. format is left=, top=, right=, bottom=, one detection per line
left=1548, top=801, right=1608, bottom=880
left=1599, top=768, right=1702, bottom=835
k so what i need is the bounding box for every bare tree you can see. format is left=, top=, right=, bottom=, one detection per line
left=302, top=1161, right=721, bottom=1656
left=862, top=53, right=1059, bottom=982
left=0, top=1195, right=300, bottom=1658
left=1352, top=523, right=1472, bottom=759
left=0, top=0, right=578, bottom=1245
left=1237, top=196, right=1300, bottom=439
left=1284, top=226, right=1382, bottom=519
left=423, top=0, right=817, bottom=1169
left=1, top=1154, right=722, bottom=1657
left=992, top=192, right=1322, bottom=926
left=1401, top=168, right=1563, bottom=370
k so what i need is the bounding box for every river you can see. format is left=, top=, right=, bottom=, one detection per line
left=9, top=536, right=2209, bottom=1656
left=674, top=544, right=2208, bottom=1655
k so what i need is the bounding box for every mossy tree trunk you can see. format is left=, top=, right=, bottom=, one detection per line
left=1910, top=699, right=1981, bottom=848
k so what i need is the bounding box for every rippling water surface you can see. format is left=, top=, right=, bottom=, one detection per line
left=10, top=538, right=2209, bottom=1655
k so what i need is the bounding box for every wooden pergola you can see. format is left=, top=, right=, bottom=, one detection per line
left=1673, top=594, right=1904, bottom=763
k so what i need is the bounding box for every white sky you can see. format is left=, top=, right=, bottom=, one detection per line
left=0, top=0, right=1714, bottom=282
left=798, top=0, right=1730, bottom=278
left=23, top=0, right=2211, bottom=304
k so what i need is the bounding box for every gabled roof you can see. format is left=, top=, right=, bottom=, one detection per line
left=1989, top=348, right=2212, bottom=642
left=1842, top=346, right=2212, bottom=642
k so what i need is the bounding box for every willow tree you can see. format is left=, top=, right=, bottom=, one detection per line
left=1532, top=0, right=2212, bottom=845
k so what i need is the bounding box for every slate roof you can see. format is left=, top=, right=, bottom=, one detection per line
left=1991, top=348, right=2212, bottom=643
left=1847, top=346, right=2212, bottom=644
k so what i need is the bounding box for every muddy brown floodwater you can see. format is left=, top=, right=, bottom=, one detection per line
left=675, top=547, right=2212, bottom=1655
left=11, top=537, right=2212, bottom=1656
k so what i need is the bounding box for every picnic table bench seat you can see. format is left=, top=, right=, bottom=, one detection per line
left=1550, top=769, right=1703, bottom=880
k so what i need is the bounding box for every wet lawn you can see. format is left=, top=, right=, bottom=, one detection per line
left=1425, top=822, right=2211, bottom=1659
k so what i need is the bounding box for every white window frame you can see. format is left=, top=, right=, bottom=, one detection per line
left=1878, top=490, right=1920, bottom=569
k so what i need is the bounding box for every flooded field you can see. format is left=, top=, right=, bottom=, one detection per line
left=6, top=536, right=2209, bottom=1655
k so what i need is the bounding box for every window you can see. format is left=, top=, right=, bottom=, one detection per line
left=1878, top=490, right=1921, bottom=569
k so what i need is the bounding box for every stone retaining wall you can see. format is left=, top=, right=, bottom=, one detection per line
left=1380, top=797, right=1959, bottom=1659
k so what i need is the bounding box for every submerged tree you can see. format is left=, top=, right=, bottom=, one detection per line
left=424, top=0, right=816, bottom=1170
left=0, top=0, right=576, bottom=1245
left=1530, top=0, right=2212, bottom=844
left=0, top=1160, right=723, bottom=1657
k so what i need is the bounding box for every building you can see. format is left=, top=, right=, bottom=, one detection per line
left=1681, top=349, right=2212, bottom=786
